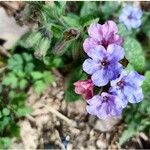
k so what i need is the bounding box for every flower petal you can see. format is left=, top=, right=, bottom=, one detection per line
left=131, top=19, right=142, bottom=28
left=86, top=105, right=98, bottom=116
left=132, top=7, right=142, bottom=19
left=97, top=102, right=110, bottom=119
left=86, top=45, right=107, bottom=61
left=101, top=21, right=118, bottom=38
left=124, top=86, right=143, bottom=103
left=91, top=69, right=110, bottom=86
left=128, top=71, right=145, bottom=86
left=87, top=95, right=102, bottom=105
left=83, top=38, right=98, bottom=53
left=113, top=34, right=124, bottom=46
left=119, top=13, right=128, bottom=22
left=112, top=63, right=123, bottom=79
left=111, top=106, right=122, bottom=117
left=88, top=23, right=102, bottom=41
left=107, top=44, right=125, bottom=61
left=116, top=90, right=128, bottom=108
left=122, top=5, right=133, bottom=15
left=83, top=59, right=99, bottom=75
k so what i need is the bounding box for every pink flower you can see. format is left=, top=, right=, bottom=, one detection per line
left=74, top=79, right=94, bottom=100
left=83, top=20, right=123, bottom=53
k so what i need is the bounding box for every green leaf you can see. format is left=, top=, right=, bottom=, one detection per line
left=124, top=37, right=146, bottom=71
left=0, top=137, right=12, bottom=149
left=7, top=54, right=23, bottom=72
left=0, top=117, right=11, bottom=132
left=80, top=2, right=98, bottom=17
left=0, top=85, right=2, bottom=93
left=9, top=123, right=20, bottom=137
left=51, top=24, right=64, bottom=38
left=43, top=71, right=54, bottom=84
left=65, top=90, right=80, bottom=102
left=19, top=79, right=28, bottom=89
left=142, top=14, right=150, bottom=37
left=81, top=17, right=99, bottom=27
left=101, top=2, right=119, bottom=18
left=118, top=23, right=132, bottom=37
left=142, top=71, right=150, bottom=94
left=65, top=67, right=87, bottom=102
left=22, top=53, right=33, bottom=62
left=43, top=56, right=63, bottom=68
left=0, top=112, right=2, bottom=118
left=16, top=70, right=26, bottom=78
left=34, top=80, right=46, bottom=94
left=125, top=64, right=135, bottom=73
left=2, top=73, right=18, bottom=89
left=52, top=57, right=63, bottom=67
left=2, top=108, right=10, bottom=116
left=11, top=92, right=27, bottom=106
left=119, top=126, right=137, bottom=145
left=62, top=14, right=80, bottom=28
left=31, top=71, right=43, bottom=80
left=54, top=1, right=66, bottom=16
left=16, top=107, right=32, bottom=117
left=24, top=62, right=34, bottom=73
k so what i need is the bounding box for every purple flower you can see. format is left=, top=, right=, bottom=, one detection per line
left=119, top=5, right=142, bottom=30
left=110, top=71, right=145, bottom=108
left=83, top=20, right=123, bottom=53
left=86, top=92, right=122, bottom=119
left=83, top=44, right=124, bottom=87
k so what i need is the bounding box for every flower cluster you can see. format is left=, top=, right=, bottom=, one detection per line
left=119, top=5, right=142, bottom=30
left=74, top=20, right=144, bottom=120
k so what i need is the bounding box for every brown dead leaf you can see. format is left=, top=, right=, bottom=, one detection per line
left=0, top=2, right=25, bottom=16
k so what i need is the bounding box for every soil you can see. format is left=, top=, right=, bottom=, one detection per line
left=9, top=71, right=124, bottom=149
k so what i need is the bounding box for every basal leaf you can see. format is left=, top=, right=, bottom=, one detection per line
left=124, top=37, right=146, bottom=71
left=142, top=71, right=150, bottom=94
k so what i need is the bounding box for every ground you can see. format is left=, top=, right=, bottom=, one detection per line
left=10, top=71, right=124, bottom=149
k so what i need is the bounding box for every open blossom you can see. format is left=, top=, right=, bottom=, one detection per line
left=119, top=5, right=142, bottom=30
left=83, top=20, right=123, bottom=53
left=86, top=92, right=122, bottom=119
left=83, top=44, right=124, bottom=87
left=74, top=79, right=94, bottom=100
left=110, top=71, right=145, bottom=108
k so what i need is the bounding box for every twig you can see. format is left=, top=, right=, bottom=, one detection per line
left=26, top=114, right=36, bottom=123
left=32, top=105, right=77, bottom=127
left=48, top=106, right=76, bottom=127
left=0, top=46, right=11, bottom=57
left=52, top=68, right=63, bottom=78
left=0, top=66, right=7, bottom=74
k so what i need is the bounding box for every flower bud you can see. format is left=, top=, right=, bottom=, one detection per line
left=74, top=79, right=94, bottom=100
left=25, top=31, right=43, bottom=48
left=34, top=37, right=51, bottom=59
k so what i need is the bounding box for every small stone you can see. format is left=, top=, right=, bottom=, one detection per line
left=96, top=139, right=107, bottom=149
left=94, top=117, right=121, bottom=132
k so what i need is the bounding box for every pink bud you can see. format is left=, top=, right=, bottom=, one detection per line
left=74, top=79, right=94, bottom=100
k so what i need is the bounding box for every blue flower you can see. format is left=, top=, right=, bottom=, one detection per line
left=119, top=5, right=142, bottom=30
left=83, top=44, right=124, bottom=87
left=86, top=92, right=122, bottom=119
left=110, top=71, right=145, bottom=108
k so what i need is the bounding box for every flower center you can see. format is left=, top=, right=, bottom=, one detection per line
left=101, top=59, right=109, bottom=67
left=117, top=80, right=125, bottom=88
left=128, top=13, right=133, bottom=20
left=101, top=39, right=109, bottom=49
left=103, top=96, right=109, bottom=101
